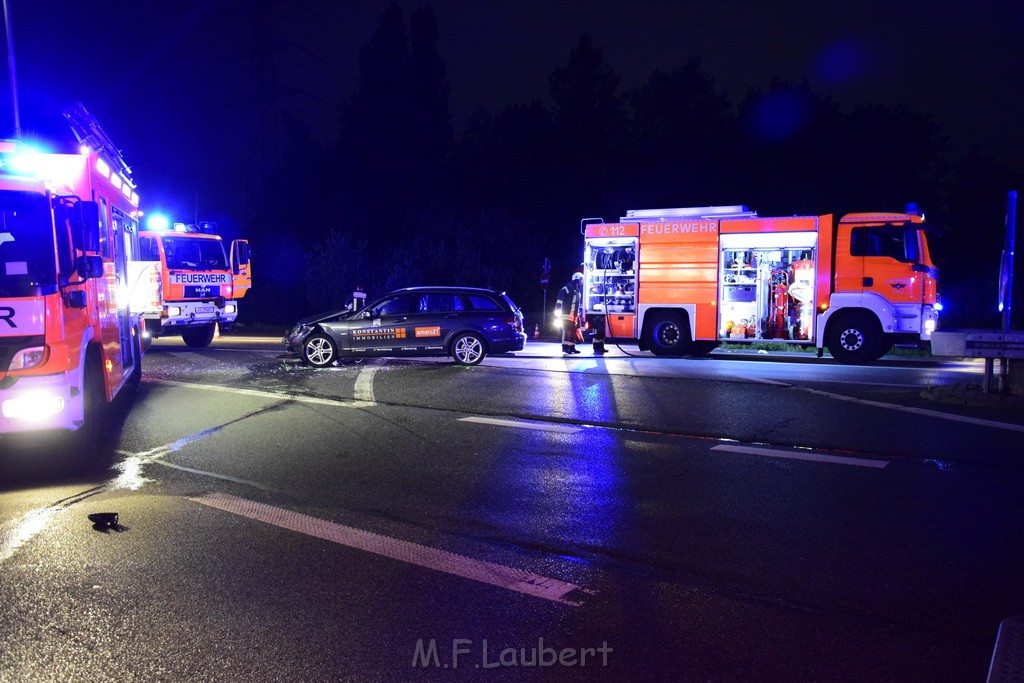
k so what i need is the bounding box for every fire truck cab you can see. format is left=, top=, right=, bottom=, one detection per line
left=135, top=221, right=251, bottom=348
left=0, top=112, right=144, bottom=436
left=582, top=205, right=939, bottom=363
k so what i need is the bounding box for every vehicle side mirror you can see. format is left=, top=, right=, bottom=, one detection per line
left=231, top=240, right=250, bottom=273
left=72, top=201, right=101, bottom=254
left=76, top=254, right=104, bottom=279
left=362, top=310, right=373, bottom=318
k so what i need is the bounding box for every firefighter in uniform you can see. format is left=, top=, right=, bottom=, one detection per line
left=590, top=310, right=607, bottom=354
left=555, top=272, right=584, bottom=354
left=581, top=262, right=608, bottom=355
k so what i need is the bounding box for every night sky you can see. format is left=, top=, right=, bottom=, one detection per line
left=3, top=1, right=1023, bottom=233
left=2, top=0, right=1024, bottom=331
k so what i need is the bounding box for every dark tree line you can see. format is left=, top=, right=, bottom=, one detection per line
left=243, top=4, right=1022, bottom=330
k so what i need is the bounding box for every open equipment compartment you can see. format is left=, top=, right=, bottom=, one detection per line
left=584, top=236, right=638, bottom=338
left=718, top=230, right=818, bottom=343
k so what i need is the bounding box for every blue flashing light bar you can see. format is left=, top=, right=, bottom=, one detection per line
left=146, top=214, right=170, bottom=231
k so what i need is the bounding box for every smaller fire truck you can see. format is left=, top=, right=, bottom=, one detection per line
left=0, top=104, right=144, bottom=436
left=582, top=204, right=940, bottom=363
left=134, top=221, right=251, bottom=348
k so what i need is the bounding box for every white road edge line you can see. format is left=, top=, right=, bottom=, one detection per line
left=459, top=416, right=581, bottom=434
left=711, top=444, right=889, bottom=469
left=145, top=378, right=375, bottom=408
left=739, top=376, right=790, bottom=386
left=353, top=367, right=378, bottom=403
left=795, top=386, right=1024, bottom=433
left=190, top=492, right=591, bottom=606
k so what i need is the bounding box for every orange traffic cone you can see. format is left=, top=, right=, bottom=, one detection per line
left=533, top=323, right=540, bottom=339
left=214, top=322, right=221, bottom=339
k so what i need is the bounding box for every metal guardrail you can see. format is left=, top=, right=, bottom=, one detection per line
left=931, top=330, right=1024, bottom=359
left=931, top=329, right=1023, bottom=393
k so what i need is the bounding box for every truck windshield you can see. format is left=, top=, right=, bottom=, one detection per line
left=161, top=236, right=228, bottom=271
left=0, top=191, right=58, bottom=297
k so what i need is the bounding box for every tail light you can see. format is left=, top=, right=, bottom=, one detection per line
left=505, top=315, right=522, bottom=332
left=224, top=282, right=233, bottom=298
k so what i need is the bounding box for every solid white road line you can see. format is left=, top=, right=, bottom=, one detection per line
left=353, top=366, right=378, bottom=403
left=190, top=492, right=591, bottom=606
left=0, top=486, right=109, bottom=565
left=711, top=444, right=889, bottom=469
left=459, top=416, right=581, bottom=434
left=739, top=376, right=791, bottom=386
left=795, top=386, right=1024, bottom=433
left=0, top=508, right=60, bottom=564
left=146, top=378, right=375, bottom=408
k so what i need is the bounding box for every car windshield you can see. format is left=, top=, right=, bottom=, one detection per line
left=161, top=235, right=228, bottom=270
left=0, top=191, right=58, bottom=297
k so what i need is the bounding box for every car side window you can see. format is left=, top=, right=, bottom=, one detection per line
left=467, top=295, right=501, bottom=311
left=452, top=295, right=465, bottom=311
left=373, top=296, right=415, bottom=317
left=418, top=294, right=452, bottom=313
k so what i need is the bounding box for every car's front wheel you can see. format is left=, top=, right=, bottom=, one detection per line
left=451, top=332, right=486, bottom=366
left=302, top=332, right=338, bottom=368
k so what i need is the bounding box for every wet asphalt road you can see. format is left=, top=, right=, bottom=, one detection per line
left=1, top=337, right=1022, bottom=681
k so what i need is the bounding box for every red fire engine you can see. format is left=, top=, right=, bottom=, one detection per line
left=582, top=204, right=940, bottom=363
left=0, top=103, right=143, bottom=435
left=134, top=220, right=251, bottom=348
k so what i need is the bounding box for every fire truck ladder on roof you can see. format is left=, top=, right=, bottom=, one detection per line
left=62, top=101, right=134, bottom=185
left=621, top=205, right=758, bottom=222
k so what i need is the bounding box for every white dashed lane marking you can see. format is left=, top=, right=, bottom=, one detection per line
left=711, top=444, right=889, bottom=469
left=458, top=416, right=581, bottom=434
left=191, top=492, right=593, bottom=606
left=353, top=367, right=378, bottom=403
left=146, top=378, right=375, bottom=408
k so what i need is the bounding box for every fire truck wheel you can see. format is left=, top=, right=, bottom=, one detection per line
left=78, top=349, right=110, bottom=447
left=182, top=325, right=216, bottom=348
left=826, top=311, right=883, bottom=363
left=451, top=332, right=487, bottom=366
left=646, top=312, right=692, bottom=356
left=127, top=330, right=142, bottom=394
left=302, top=333, right=338, bottom=368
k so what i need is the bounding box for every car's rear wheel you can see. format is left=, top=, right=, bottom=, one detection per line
left=303, top=333, right=338, bottom=368
left=451, top=332, right=486, bottom=366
